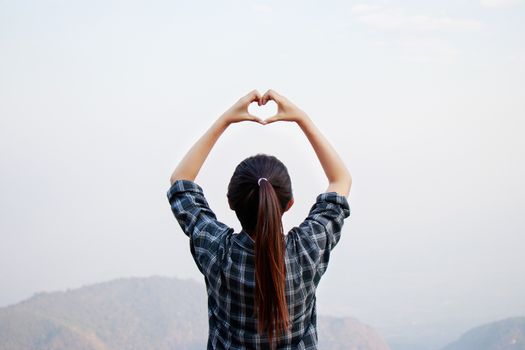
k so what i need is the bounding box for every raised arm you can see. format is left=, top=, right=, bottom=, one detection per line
left=261, top=89, right=352, bottom=197
left=169, top=90, right=264, bottom=185
left=296, top=115, right=352, bottom=197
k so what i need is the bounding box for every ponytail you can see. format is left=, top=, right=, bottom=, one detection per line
left=254, top=179, right=290, bottom=344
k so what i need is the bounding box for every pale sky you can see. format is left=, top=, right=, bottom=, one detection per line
left=1, top=0, right=524, bottom=349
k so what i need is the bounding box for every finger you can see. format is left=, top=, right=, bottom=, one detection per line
left=260, top=90, right=270, bottom=105
left=263, top=114, right=280, bottom=124
left=244, top=89, right=261, bottom=104
left=254, top=90, right=263, bottom=106
left=242, top=112, right=263, bottom=123
left=261, top=89, right=281, bottom=105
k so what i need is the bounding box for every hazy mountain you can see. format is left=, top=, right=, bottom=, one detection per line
left=442, top=317, right=525, bottom=350
left=0, top=276, right=390, bottom=350
left=318, top=315, right=390, bottom=350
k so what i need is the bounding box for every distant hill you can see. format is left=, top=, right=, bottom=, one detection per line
left=318, top=315, right=390, bottom=350
left=442, top=317, right=525, bottom=350
left=0, top=276, right=390, bottom=350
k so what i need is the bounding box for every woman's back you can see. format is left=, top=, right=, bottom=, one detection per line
left=167, top=179, right=350, bottom=349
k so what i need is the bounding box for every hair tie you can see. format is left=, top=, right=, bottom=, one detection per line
left=257, top=177, right=268, bottom=186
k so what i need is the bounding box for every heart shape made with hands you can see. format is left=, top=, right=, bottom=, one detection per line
left=247, top=99, right=278, bottom=121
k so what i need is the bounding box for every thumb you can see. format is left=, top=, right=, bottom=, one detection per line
left=262, top=114, right=281, bottom=124
left=247, top=114, right=265, bottom=124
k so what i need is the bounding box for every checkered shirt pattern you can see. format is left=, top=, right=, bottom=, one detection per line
left=167, top=179, right=351, bottom=349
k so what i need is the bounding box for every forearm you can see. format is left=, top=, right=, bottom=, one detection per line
left=169, top=116, right=230, bottom=184
left=297, top=115, right=352, bottom=189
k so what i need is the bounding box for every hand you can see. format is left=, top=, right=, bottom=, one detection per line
left=259, top=89, right=308, bottom=124
left=220, top=90, right=265, bottom=125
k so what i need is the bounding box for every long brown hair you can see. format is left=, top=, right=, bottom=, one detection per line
left=227, top=153, right=293, bottom=343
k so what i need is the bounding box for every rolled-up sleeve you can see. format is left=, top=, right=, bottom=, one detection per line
left=292, top=191, right=351, bottom=281
left=166, top=179, right=232, bottom=275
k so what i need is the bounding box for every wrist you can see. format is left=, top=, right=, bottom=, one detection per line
left=296, top=111, right=311, bottom=127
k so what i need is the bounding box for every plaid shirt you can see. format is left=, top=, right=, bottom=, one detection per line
left=167, top=179, right=351, bottom=349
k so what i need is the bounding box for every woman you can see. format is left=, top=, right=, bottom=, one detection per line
left=167, top=89, right=352, bottom=349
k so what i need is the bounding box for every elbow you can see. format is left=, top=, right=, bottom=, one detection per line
left=344, top=170, right=352, bottom=187
left=344, top=172, right=352, bottom=197
left=169, top=172, right=195, bottom=185
left=169, top=175, right=179, bottom=186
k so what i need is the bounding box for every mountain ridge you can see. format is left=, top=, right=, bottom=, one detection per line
left=0, top=275, right=390, bottom=350
left=441, top=316, right=525, bottom=350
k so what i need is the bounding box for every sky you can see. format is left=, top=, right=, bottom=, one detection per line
left=1, top=0, right=524, bottom=348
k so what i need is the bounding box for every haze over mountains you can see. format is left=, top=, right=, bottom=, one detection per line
left=1, top=276, right=523, bottom=350
left=441, top=317, right=525, bottom=350
left=0, top=276, right=390, bottom=350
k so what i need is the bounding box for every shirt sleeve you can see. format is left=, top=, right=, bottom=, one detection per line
left=291, top=191, right=351, bottom=282
left=166, top=179, right=232, bottom=276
